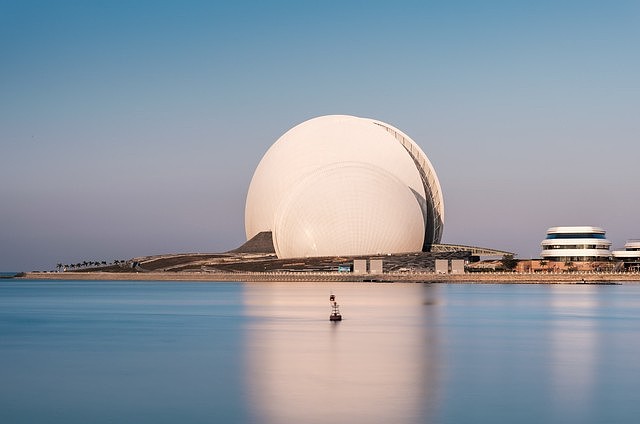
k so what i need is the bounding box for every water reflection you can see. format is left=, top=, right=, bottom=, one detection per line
left=549, top=285, right=599, bottom=421
left=241, top=283, right=640, bottom=424
left=3, top=281, right=640, bottom=424
left=242, top=283, right=441, bottom=424
left=435, top=284, right=640, bottom=424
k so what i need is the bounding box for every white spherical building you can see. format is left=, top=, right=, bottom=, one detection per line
left=245, top=115, right=444, bottom=259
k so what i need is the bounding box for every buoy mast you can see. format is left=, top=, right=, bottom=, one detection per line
left=329, top=293, right=342, bottom=321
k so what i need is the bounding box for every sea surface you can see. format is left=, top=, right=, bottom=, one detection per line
left=1, top=280, right=639, bottom=424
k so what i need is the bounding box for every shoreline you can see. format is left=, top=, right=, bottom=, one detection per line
left=18, top=271, right=640, bottom=284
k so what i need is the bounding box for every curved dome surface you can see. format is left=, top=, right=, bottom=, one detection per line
left=245, top=115, right=444, bottom=258
left=369, top=119, right=444, bottom=246
left=273, top=162, right=425, bottom=258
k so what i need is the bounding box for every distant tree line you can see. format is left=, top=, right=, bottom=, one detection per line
left=56, top=260, right=128, bottom=272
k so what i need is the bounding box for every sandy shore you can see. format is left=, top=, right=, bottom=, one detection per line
left=20, top=271, right=640, bottom=283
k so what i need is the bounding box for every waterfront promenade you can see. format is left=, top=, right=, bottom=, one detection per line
left=22, top=271, right=640, bottom=283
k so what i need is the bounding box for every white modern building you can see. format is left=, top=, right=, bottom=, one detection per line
left=540, top=226, right=612, bottom=262
left=244, top=115, right=444, bottom=259
left=612, top=241, right=640, bottom=270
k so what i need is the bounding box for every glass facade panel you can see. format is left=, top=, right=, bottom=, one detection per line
left=543, top=245, right=607, bottom=250
left=545, top=233, right=606, bottom=239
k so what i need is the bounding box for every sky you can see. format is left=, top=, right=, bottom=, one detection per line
left=1, top=0, right=639, bottom=270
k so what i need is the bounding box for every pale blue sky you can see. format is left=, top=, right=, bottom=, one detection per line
left=1, top=0, right=639, bottom=270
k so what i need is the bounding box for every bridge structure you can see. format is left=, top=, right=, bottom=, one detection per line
left=430, top=243, right=513, bottom=257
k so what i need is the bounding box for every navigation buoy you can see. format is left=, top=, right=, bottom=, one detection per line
left=329, top=293, right=342, bottom=321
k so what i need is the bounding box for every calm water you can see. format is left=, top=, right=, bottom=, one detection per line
left=1, top=280, right=639, bottom=424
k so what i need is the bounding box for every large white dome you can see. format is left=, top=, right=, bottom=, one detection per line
left=273, top=162, right=425, bottom=258
left=245, top=115, right=444, bottom=259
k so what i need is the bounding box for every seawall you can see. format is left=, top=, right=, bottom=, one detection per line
left=20, top=271, right=640, bottom=283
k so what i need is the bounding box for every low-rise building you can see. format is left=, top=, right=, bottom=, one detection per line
left=612, top=240, right=640, bottom=271
left=540, top=226, right=612, bottom=262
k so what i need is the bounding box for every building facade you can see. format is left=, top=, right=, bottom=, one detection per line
left=245, top=115, right=444, bottom=259
left=540, top=226, right=612, bottom=262
left=612, top=241, right=640, bottom=270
